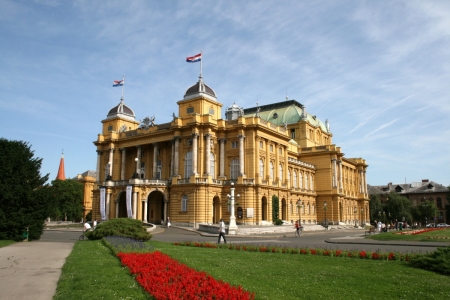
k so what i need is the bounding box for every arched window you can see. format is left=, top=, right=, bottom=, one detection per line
left=279, top=164, right=283, bottom=182
left=156, top=160, right=161, bottom=179
left=288, top=169, right=291, bottom=185
left=184, top=151, right=192, bottom=178
left=293, top=171, right=297, bottom=188
left=305, top=173, right=309, bottom=190
left=181, top=195, right=188, bottom=212
left=210, top=152, right=215, bottom=178
left=259, top=159, right=264, bottom=178
left=230, top=158, right=239, bottom=179
left=269, top=162, right=274, bottom=180
left=310, top=175, right=314, bottom=191
left=299, top=172, right=303, bottom=189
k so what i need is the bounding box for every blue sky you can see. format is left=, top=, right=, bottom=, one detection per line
left=1, top=0, right=449, bottom=187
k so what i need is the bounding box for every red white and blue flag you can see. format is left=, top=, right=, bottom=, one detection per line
left=186, top=53, right=202, bottom=63
left=113, top=79, right=124, bottom=87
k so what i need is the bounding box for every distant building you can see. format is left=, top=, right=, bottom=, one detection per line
left=368, top=179, right=448, bottom=223
left=74, top=170, right=97, bottom=221
left=56, top=153, right=66, bottom=180
left=90, top=76, right=369, bottom=228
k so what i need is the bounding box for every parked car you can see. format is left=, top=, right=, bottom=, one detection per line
left=426, top=223, right=435, bottom=228
left=436, top=223, right=449, bottom=228
left=281, top=220, right=292, bottom=226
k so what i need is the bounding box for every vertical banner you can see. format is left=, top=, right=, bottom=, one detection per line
left=126, top=185, right=133, bottom=218
left=100, top=187, right=106, bottom=220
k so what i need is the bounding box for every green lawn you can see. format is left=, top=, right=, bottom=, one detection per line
left=0, top=240, right=16, bottom=248
left=366, top=228, right=450, bottom=242
left=55, top=239, right=450, bottom=300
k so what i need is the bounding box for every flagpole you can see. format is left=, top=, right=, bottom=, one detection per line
left=200, top=50, right=203, bottom=79
left=122, top=74, right=125, bottom=98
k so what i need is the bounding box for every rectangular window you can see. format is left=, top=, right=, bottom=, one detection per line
left=231, top=141, right=238, bottom=149
left=209, top=108, right=214, bottom=115
left=108, top=125, right=113, bottom=132
left=187, top=107, right=194, bottom=114
left=260, top=141, right=263, bottom=149
left=279, top=148, right=282, bottom=155
left=290, top=129, right=295, bottom=139
left=270, top=145, right=273, bottom=152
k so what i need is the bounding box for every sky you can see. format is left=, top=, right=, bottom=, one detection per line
left=1, top=0, right=449, bottom=187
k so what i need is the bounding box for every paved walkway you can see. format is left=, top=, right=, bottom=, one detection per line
left=0, top=241, right=74, bottom=300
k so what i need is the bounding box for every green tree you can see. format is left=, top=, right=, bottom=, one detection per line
left=385, top=192, right=413, bottom=224
left=446, top=186, right=450, bottom=224
left=272, top=195, right=279, bottom=222
left=0, top=138, right=50, bottom=241
left=50, top=179, right=84, bottom=221
left=369, top=194, right=383, bottom=223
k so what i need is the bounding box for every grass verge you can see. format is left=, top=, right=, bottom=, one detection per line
left=366, top=228, right=450, bottom=241
left=53, top=240, right=152, bottom=300
left=0, top=240, right=16, bottom=248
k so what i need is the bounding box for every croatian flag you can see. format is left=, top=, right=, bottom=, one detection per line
left=113, top=79, right=124, bottom=87
left=186, top=53, right=202, bottom=63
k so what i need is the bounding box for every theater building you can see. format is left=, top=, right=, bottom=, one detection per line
left=91, top=76, right=369, bottom=229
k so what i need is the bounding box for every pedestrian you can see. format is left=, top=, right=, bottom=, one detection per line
left=83, top=222, right=91, bottom=232
left=218, top=219, right=227, bottom=244
left=93, top=220, right=97, bottom=230
left=395, top=219, right=398, bottom=230
left=167, top=217, right=171, bottom=228
left=295, top=220, right=301, bottom=237
left=377, top=220, right=382, bottom=232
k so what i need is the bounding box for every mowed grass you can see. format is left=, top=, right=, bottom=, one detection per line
left=54, top=240, right=152, bottom=300
left=367, top=228, right=450, bottom=242
left=56, top=239, right=450, bottom=300
left=0, top=240, right=16, bottom=248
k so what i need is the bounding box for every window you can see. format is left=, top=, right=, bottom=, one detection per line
left=293, top=171, right=297, bottom=188
left=279, top=164, right=283, bottom=181
left=437, top=197, right=442, bottom=208
left=231, top=141, right=238, bottom=149
left=279, top=148, right=282, bottom=155
left=305, top=173, right=309, bottom=190
left=108, top=125, right=113, bottom=132
left=273, top=113, right=278, bottom=119
left=288, top=169, right=291, bottom=185
left=230, top=158, right=239, bottom=179
left=209, top=108, right=214, bottom=115
left=187, top=107, right=194, bottom=114
left=270, top=145, right=273, bottom=152
left=259, top=159, right=264, bottom=178
left=260, top=141, right=263, bottom=149
left=156, top=159, right=161, bottom=179
left=184, top=151, right=192, bottom=178
left=299, top=172, right=303, bottom=189
left=210, top=152, right=215, bottom=178
left=181, top=195, right=188, bottom=211
left=290, top=129, right=295, bottom=139
left=269, top=162, right=274, bottom=180
left=140, top=162, right=146, bottom=179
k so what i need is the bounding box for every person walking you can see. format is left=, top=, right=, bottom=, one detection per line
left=218, top=219, right=227, bottom=244
left=93, top=220, right=97, bottom=230
left=166, top=217, right=171, bottom=228
left=295, top=220, right=301, bottom=237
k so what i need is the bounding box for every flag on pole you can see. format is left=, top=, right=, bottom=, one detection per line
left=186, top=53, right=202, bottom=63
left=113, top=79, right=124, bottom=87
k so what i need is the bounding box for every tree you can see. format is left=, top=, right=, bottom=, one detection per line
left=369, top=194, right=383, bottom=222
left=445, top=186, right=450, bottom=224
left=0, top=138, right=50, bottom=241
left=385, top=192, right=413, bottom=224
left=272, top=195, right=279, bottom=222
left=49, top=179, right=84, bottom=222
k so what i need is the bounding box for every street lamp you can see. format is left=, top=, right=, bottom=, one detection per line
left=227, top=182, right=239, bottom=234
left=297, top=200, right=303, bottom=226
left=324, top=201, right=328, bottom=230
left=354, top=207, right=357, bottom=227
left=132, top=158, right=139, bottom=179
left=423, top=203, right=428, bottom=227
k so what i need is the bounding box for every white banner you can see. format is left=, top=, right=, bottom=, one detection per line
left=100, top=187, right=106, bottom=220
left=126, top=185, right=133, bottom=218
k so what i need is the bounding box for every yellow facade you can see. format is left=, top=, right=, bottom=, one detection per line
left=91, top=78, right=369, bottom=228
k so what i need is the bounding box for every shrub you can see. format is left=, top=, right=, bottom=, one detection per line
left=85, top=218, right=151, bottom=241
left=410, top=245, right=450, bottom=276
left=275, top=219, right=283, bottom=225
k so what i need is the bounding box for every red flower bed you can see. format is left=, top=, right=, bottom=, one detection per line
left=118, top=251, right=255, bottom=300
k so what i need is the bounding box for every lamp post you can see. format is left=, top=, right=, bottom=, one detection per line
left=133, top=157, right=139, bottom=179
left=423, top=203, right=428, bottom=227
left=354, top=207, right=357, bottom=227
left=227, top=182, right=239, bottom=234
left=297, top=200, right=303, bottom=226
left=324, top=201, right=328, bottom=230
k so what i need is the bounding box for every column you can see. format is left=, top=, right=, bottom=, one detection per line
left=164, top=200, right=168, bottom=223
left=359, top=170, right=363, bottom=193
left=170, top=140, right=175, bottom=176
left=205, top=134, right=211, bottom=175
left=143, top=200, right=148, bottom=222
left=174, top=136, right=180, bottom=176
left=133, top=190, right=137, bottom=219
left=136, top=146, right=141, bottom=177
left=238, top=134, right=245, bottom=176
left=332, top=159, right=337, bottom=188
left=106, top=192, right=111, bottom=220
left=153, top=143, right=158, bottom=178
left=219, top=138, right=226, bottom=177
left=363, top=170, right=368, bottom=194
left=96, top=150, right=102, bottom=182
left=266, top=140, right=270, bottom=181
left=115, top=200, right=119, bottom=218
left=338, top=160, right=343, bottom=191
left=108, top=148, right=115, bottom=178
left=192, top=133, right=198, bottom=175
left=120, top=148, right=126, bottom=180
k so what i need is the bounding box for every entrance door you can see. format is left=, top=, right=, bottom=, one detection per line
left=118, top=192, right=127, bottom=218
left=262, top=197, right=268, bottom=221
left=147, top=191, right=165, bottom=223
left=213, top=197, right=220, bottom=223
